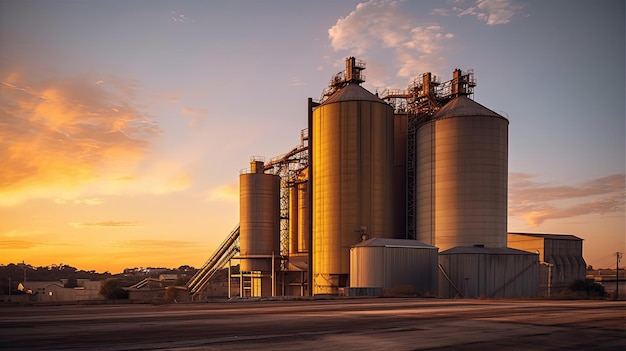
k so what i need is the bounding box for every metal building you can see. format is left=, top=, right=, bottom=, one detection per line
left=508, top=232, right=587, bottom=295
left=350, top=238, right=438, bottom=296
left=438, top=246, right=539, bottom=298
left=415, top=96, right=509, bottom=251
left=239, top=158, right=280, bottom=296
left=311, top=57, right=396, bottom=294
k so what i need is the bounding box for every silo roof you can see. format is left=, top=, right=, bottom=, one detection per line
left=433, top=95, right=506, bottom=120
left=322, top=83, right=385, bottom=105
left=440, top=246, right=536, bottom=255
left=354, top=237, right=436, bottom=249
left=508, top=232, right=583, bottom=241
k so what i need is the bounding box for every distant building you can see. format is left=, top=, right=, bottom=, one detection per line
left=508, top=232, right=586, bottom=295
left=24, top=279, right=103, bottom=302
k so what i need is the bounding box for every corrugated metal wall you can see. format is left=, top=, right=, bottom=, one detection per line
left=350, top=244, right=438, bottom=295
left=438, top=251, right=539, bottom=298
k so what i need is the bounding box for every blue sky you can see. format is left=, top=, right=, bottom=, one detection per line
left=1, top=0, right=623, bottom=272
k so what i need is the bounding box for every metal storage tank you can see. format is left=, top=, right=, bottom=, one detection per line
left=350, top=238, right=438, bottom=296
left=312, top=74, right=395, bottom=294
left=415, top=96, right=508, bottom=251
left=297, top=176, right=309, bottom=253
left=239, top=158, right=280, bottom=272
left=438, top=246, right=539, bottom=298
left=288, top=185, right=299, bottom=255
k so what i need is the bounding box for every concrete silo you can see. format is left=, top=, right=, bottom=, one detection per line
left=415, top=95, right=509, bottom=251
left=239, top=158, right=280, bottom=296
left=311, top=57, right=395, bottom=294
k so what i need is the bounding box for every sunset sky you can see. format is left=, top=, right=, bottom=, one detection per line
left=1, top=0, right=624, bottom=273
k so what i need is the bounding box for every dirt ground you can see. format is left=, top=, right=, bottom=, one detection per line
left=1, top=298, right=624, bottom=350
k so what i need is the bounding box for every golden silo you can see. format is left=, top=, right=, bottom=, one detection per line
left=288, top=185, right=299, bottom=255
left=312, top=83, right=395, bottom=295
left=415, top=96, right=508, bottom=251
left=239, top=159, right=281, bottom=273
left=297, top=173, right=309, bottom=253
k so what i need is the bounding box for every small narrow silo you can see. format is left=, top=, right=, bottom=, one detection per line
left=415, top=95, right=509, bottom=251
left=239, top=158, right=280, bottom=274
left=297, top=171, right=309, bottom=253
left=311, top=57, right=395, bottom=295
left=288, top=184, right=299, bottom=255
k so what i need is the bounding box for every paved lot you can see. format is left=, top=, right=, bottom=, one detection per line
left=1, top=298, right=624, bottom=350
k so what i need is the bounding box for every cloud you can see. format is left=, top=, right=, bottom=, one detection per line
left=509, top=173, right=625, bottom=226
left=69, top=221, right=142, bottom=228
left=290, top=77, right=305, bottom=87
left=206, top=182, right=239, bottom=202
left=328, top=0, right=455, bottom=80
left=109, top=239, right=193, bottom=249
left=0, top=70, right=167, bottom=206
left=55, top=197, right=105, bottom=205
left=453, top=0, right=525, bottom=25
left=181, top=107, right=209, bottom=128
left=0, top=240, right=40, bottom=249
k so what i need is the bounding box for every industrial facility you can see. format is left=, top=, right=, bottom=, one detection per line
left=186, top=57, right=586, bottom=299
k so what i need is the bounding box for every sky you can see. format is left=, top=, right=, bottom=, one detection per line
left=1, top=0, right=624, bottom=273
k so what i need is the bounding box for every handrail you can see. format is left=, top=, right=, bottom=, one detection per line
left=186, top=225, right=240, bottom=294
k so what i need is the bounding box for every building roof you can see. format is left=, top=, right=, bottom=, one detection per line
left=440, top=246, right=537, bottom=255
left=354, top=237, right=437, bottom=249
left=508, top=232, right=584, bottom=241
left=433, top=95, right=506, bottom=120
left=322, top=83, right=385, bottom=105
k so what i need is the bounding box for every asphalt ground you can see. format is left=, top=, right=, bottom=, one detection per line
left=1, top=298, right=624, bottom=350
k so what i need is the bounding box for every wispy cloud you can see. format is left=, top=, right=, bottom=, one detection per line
left=290, top=77, right=305, bottom=87
left=69, top=221, right=142, bottom=228
left=55, top=198, right=105, bottom=205
left=110, top=239, right=194, bottom=249
left=181, top=107, right=209, bottom=128
left=0, top=240, right=40, bottom=249
left=328, top=0, right=455, bottom=80
left=0, top=69, right=195, bottom=206
left=452, top=0, right=525, bottom=25
left=206, top=182, right=239, bottom=202
left=509, top=173, right=625, bottom=226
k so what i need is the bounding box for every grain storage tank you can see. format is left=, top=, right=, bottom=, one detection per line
left=415, top=96, right=508, bottom=251
left=288, top=184, right=299, bottom=255
left=239, top=158, right=280, bottom=272
left=350, top=238, right=438, bottom=296
left=311, top=57, right=395, bottom=295
left=297, top=170, right=309, bottom=253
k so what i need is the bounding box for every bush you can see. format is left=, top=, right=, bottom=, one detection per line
left=99, top=278, right=129, bottom=299
left=382, top=285, right=420, bottom=297
left=164, top=286, right=178, bottom=303
left=566, top=279, right=606, bottom=299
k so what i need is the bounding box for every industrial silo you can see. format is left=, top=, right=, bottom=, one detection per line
left=415, top=95, right=509, bottom=251
left=288, top=184, right=299, bottom=255
left=239, top=158, right=280, bottom=276
left=311, top=57, right=395, bottom=295
left=350, top=238, right=438, bottom=296
left=297, top=175, right=309, bottom=253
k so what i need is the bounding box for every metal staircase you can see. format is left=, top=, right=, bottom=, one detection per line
left=186, top=225, right=240, bottom=299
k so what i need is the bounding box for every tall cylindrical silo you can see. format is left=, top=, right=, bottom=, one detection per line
left=415, top=96, right=508, bottom=251
left=288, top=185, right=299, bottom=255
left=297, top=178, right=309, bottom=253
left=239, top=159, right=281, bottom=272
left=312, top=83, right=395, bottom=295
